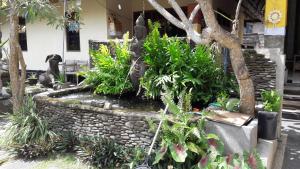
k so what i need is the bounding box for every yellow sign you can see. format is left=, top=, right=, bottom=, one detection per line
left=264, top=0, right=288, bottom=35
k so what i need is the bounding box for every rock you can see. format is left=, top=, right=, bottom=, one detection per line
left=25, top=86, right=48, bottom=96
left=104, top=102, right=112, bottom=110
left=39, top=73, right=53, bottom=88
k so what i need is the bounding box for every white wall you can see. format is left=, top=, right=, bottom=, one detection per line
left=1, top=0, right=107, bottom=71
left=107, top=0, right=133, bottom=37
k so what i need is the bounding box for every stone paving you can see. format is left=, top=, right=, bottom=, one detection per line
left=282, top=117, right=300, bottom=169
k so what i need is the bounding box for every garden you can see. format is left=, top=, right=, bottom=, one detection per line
left=0, top=19, right=282, bottom=169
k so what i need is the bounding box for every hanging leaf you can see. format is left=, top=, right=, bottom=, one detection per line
left=153, top=144, right=168, bottom=164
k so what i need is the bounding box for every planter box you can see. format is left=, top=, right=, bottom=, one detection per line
left=206, top=119, right=258, bottom=154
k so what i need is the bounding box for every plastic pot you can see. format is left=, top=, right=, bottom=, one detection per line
left=258, top=111, right=278, bottom=140
left=28, top=78, right=38, bottom=86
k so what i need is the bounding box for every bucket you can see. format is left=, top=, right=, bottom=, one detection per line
left=258, top=111, right=278, bottom=140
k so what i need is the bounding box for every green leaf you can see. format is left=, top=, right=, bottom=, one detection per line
left=187, top=142, right=205, bottom=156
left=169, top=143, right=187, bottom=163
left=206, top=133, right=219, bottom=140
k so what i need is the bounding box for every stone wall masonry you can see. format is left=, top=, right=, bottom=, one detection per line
left=243, top=50, right=276, bottom=98
left=34, top=87, right=158, bottom=148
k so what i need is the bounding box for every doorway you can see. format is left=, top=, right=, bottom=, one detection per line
left=285, top=0, right=300, bottom=83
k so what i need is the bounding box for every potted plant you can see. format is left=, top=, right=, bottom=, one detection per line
left=28, top=73, right=38, bottom=86
left=258, top=90, right=281, bottom=140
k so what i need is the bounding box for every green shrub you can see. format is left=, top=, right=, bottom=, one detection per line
left=150, top=90, right=222, bottom=168
left=81, top=33, right=133, bottom=95
left=141, top=21, right=234, bottom=104
left=3, top=97, right=56, bottom=159
left=146, top=90, right=265, bottom=169
left=76, top=136, right=134, bottom=169
left=261, top=90, right=281, bottom=112
left=53, top=131, right=79, bottom=153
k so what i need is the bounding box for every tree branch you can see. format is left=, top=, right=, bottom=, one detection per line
left=232, top=0, right=243, bottom=36
left=147, top=0, right=185, bottom=29
left=167, top=0, right=188, bottom=24
left=189, top=4, right=200, bottom=22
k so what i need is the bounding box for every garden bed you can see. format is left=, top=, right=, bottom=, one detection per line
left=34, top=86, right=160, bottom=148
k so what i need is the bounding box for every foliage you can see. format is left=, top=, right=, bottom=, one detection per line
left=216, top=92, right=229, bottom=109
left=81, top=33, right=133, bottom=95
left=152, top=90, right=222, bottom=168
left=225, top=98, right=240, bottom=112
left=29, top=73, right=37, bottom=79
left=0, top=0, right=68, bottom=29
left=199, top=147, right=265, bottom=169
left=148, top=90, right=264, bottom=169
left=3, top=97, right=56, bottom=159
left=56, top=73, right=66, bottom=85
left=261, top=90, right=281, bottom=113
left=141, top=21, right=235, bottom=104
left=76, top=136, right=134, bottom=169
left=53, top=131, right=79, bottom=153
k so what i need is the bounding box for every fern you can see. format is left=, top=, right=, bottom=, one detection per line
left=82, top=33, right=133, bottom=95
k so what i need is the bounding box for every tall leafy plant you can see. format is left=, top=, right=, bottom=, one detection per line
left=141, top=21, right=229, bottom=104
left=82, top=33, right=133, bottom=95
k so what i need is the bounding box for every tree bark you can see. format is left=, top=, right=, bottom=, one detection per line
left=147, top=0, right=255, bottom=115
left=8, top=0, right=27, bottom=112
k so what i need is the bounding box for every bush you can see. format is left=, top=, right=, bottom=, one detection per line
left=76, top=136, right=134, bottom=169
left=53, top=131, right=79, bottom=153
left=141, top=21, right=235, bottom=104
left=147, top=90, right=265, bottom=169
left=3, top=97, right=56, bottom=159
left=81, top=33, right=133, bottom=95
left=261, top=90, right=281, bottom=112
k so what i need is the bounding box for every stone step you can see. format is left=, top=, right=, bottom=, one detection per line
left=284, top=85, right=300, bottom=95
left=283, top=100, right=300, bottom=109
left=283, top=94, right=300, bottom=101
left=282, top=108, right=300, bottom=120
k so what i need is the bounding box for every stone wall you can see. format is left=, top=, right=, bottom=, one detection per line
left=34, top=87, right=157, bottom=148
left=243, top=50, right=276, bottom=98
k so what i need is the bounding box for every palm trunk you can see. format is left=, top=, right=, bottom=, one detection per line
left=9, top=0, right=27, bottom=112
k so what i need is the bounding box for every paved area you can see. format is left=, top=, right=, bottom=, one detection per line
left=282, top=117, right=300, bottom=169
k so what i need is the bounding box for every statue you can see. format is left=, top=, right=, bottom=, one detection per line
left=45, top=54, right=62, bottom=79
left=130, top=14, right=147, bottom=92
left=39, top=54, right=62, bottom=88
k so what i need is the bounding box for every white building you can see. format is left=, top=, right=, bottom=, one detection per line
left=0, top=0, right=256, bottom=71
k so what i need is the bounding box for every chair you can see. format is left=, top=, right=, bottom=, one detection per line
left=63, top=60, right=88, bottom=84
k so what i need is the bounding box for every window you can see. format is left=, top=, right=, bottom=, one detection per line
left=18, top=17, right=27, bottom=51
left=66, top=11, right=80, bottom=51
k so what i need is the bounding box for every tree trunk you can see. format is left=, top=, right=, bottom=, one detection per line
left=9, top=0, right=27, bottom=112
